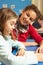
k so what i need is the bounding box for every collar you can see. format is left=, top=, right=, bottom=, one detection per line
left=17, top=21, right=29, bottom=33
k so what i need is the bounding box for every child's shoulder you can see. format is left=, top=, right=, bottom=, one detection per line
left=0, top=34, right=4, bottom=41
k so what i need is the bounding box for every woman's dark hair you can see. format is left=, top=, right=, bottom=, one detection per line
left=23, top=4, right=41, bottom=19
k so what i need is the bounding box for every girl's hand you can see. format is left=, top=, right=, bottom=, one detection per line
left=36, top=46, right=43, bottom=53
left=36, top=40, right=43, bottom=53
left=16, top=48, right=25, bottom=56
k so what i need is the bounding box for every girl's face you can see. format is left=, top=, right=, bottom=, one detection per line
left=4, top=18, right=17, bottom=35
left=19, top=10, right=37, bottom=26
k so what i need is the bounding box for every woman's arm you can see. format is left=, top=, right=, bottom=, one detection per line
left=36, top=40, right=43, bottom=53
left=22, top=42, right=38, bottom=46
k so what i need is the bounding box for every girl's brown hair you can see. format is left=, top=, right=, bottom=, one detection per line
left=23, top=4, right=41, bottom=19
left=0, top=8, right=18, bottom=34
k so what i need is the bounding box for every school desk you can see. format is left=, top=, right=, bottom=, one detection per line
left=26, top=39, right=43, bottom=65
left=13, top=39, right=43, bottom=65
left=12, top=45, right=43, bottom=65
left=1, top=39, right=43, bottom=65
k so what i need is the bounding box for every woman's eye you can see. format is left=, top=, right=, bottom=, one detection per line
left=26, top=13, right=30, bottom=17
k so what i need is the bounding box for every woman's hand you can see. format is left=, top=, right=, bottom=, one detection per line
left=16, top=48, right=25, bottom=56
left=36, top=40, right=43, bottom=53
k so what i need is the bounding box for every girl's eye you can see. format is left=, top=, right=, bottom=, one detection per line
left=11, top=23, right=14, bottom=26
left=10, top=21, right=14, bottom=25
left=30, top=18, right=32, bottom=21
left=11, top=23, right=13, bottom=26
left=26, top=13, right=30, bottom=17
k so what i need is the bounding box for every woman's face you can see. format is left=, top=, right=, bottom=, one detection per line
left=4, top=18, right=17, bottom=35
left=19, top=10, right=37, bottom=26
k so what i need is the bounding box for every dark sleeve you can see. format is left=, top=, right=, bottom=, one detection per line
left=32, top=21, right=41, bottom=29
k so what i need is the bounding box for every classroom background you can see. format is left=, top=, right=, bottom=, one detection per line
left=0, top=0, right=43, bottom=65
left=0, top=0, right=43, bottom=15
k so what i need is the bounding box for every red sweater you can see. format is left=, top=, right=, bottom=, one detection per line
left=18, top=24, right=43, bottom=43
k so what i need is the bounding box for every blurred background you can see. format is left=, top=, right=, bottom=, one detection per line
left=0, top=0, right=43, bottom=15
left=32, top=0, right=43, bottom=15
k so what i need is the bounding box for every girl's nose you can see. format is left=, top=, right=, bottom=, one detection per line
left=26, top=17, right=30, bottom=22
left=23, top=17, right=29, bottom=21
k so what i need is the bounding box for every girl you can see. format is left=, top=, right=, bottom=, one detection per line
left=12, top=4, right=43, bottom=53
left=0, top=8, right=43, bottom=65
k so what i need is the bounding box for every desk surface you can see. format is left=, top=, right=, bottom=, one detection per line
left=26, top=39, right=43, bottom=65
left=12, top=45, right=43, bottom=65
left=26, top=46, right=43, bottom=65
left=38, top=30, right=43, bottom=33
left=1, top=39, right=43, bottom=65
left=13, top=38, right=43, bottom=65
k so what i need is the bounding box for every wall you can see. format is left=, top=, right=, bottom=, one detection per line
left=32, top=0, right=43, bottom=14
left=0, top=0, right=32, bottom=15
